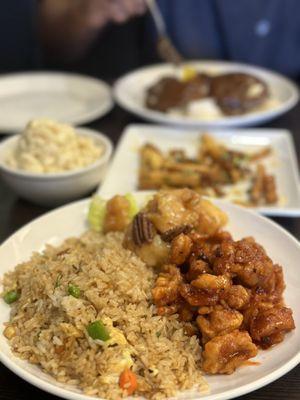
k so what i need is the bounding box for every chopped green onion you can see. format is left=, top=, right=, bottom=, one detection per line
left=3, top=290, right=20, bottom=304
left=54, top=273, right=62, bottom=289
left=68, top=284, right=81, bottom=298
left=183, top=170, right=197, bottom=176
left=155, top=331, right=161, bottom=338
left=221, top=153, right=230, bottom=161
left=232, top=156, right=243, bottom=167
left=125, top=193, right=139, bottom=219
left=87, top=320, right=110, bottom=341
left=88, top=196, right=107, bottom=232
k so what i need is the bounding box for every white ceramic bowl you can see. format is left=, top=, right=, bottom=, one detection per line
left=0, top=193, right=299, bottom=400
left=0, top=128, right=113, bottom=206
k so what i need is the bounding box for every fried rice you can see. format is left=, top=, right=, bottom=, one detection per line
left=2, top=231, right=208, bottom=399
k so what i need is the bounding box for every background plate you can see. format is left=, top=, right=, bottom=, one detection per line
left=99, top=124, right=300, bottom=217
left=0, top=72, right=113, bottom=134
left=114, top=61, right=299, bottom=128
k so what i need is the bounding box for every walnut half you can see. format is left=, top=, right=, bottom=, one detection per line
left=161, top=225, right=192, bottom=242
left=132, top=213, right=156, bottom=246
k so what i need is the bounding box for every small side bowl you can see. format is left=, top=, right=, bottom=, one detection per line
left=0, top=128, right=113, bottom=206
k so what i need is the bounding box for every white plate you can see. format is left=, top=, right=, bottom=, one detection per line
left=0, top=72, right=113, bottom=133
left=0, top=194, right=299, bottom=400
left=99, top=124, right=300, bottom=217
left=114, top=61, right=299, bottom=128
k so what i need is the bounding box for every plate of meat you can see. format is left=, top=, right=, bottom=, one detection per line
left=114, top=61, right=299, bottom=128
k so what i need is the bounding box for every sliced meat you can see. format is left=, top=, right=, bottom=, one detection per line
left=211, top=73, right=269, bottom=115
left=222, top=285, right=251, bottom=310
left=202, top=330, right=258, bottom=374
left=249, top=306, right=295, bottom=348
left=191, top=274, right=231, bottom=291
left=189, top=230, right=232, bottom=266
left=180, top=73, right=211, bottom=104
left=146, top=77, right=184, bottom=112
left=213, top=237, right=274, bottom=288
left=145, top=189, right=227, bottom=235
left=185, top=259, right=212, bottom=282
left=179, top=284, right=219, bottom=307
left=197, top=309, right=243, bottom=342
left=152, top=265, right=182, bottom=307
left=146, top=74, right=211, bottom=112
left=169, top=233, right=193, bottom=265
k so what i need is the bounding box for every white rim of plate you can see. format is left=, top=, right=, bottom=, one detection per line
left=0, top=72, right=114, bottom=133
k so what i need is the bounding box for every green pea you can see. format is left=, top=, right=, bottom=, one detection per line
left=68, top=284, right=81, bottom=298
left=3, top=290, right=20, bottom=304
left=87, top=320, right=110, bottom=341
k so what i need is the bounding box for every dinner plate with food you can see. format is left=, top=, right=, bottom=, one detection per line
left=99, top=124, right=300, bottom=217
left=0, top=72, right=113, bottom=134
left=0, top=190, right=299, bottom=400
left=114, top=61, right=299, bottom=128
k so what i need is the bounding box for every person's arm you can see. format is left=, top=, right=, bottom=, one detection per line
left=38, top=0, right=146, bottom=62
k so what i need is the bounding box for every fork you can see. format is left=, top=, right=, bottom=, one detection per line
left=145, top=0, right=184, bottom=65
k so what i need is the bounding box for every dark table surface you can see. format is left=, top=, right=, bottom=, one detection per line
left=0, top=105, right=299, bottom=400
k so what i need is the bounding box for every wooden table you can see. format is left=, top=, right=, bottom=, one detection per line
left=0, top=105, right=299, bottom=400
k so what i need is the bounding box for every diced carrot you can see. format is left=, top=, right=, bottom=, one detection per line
left=119, top=368, right=137, bottom=395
